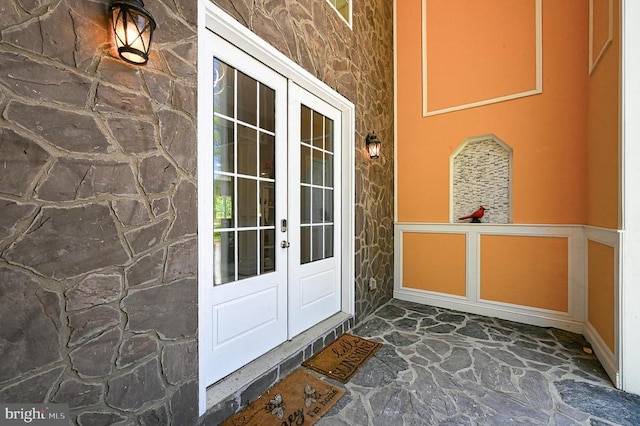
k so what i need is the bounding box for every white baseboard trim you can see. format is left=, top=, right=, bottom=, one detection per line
left=394, top=288, right=584, bottom=333
left=584, top=320, right=620, bottom=386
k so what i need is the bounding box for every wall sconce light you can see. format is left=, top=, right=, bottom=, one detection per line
left=111, top=0, right=156, bottom=65
left=366, top=131, right=381, bottom=159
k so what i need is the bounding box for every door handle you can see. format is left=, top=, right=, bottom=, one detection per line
left=280, top=240, right=290, bottom=248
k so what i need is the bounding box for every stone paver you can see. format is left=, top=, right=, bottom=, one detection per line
left=317, top=299, right=640, bottom=426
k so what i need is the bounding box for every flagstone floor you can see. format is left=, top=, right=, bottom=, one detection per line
left=316, top=299, right=640, bottom=426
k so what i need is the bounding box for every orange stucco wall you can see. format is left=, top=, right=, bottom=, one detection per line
left=396, top=1, right=620, bottom=331
left=402, top=233, right=466, bottom=296
left=425, top=0, right=537, bottom=112
left=397, top=0, right=589, bottom=224
left=587, top=0, right=620, bottom=229
left=588, top=240, right=616, bottom=352
left=480, top=235, right=569, bottom=312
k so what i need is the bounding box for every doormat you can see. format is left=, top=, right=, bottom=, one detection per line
left=302, top=333, right=382, bottom=383
left=221, top=369, right=344, bottom=426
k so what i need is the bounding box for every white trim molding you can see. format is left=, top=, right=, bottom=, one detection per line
left=421, top=0, right=543, bottom=117
left=584, top=321, right=620, bottom=385
left=394, top=223, right=585, bottom=333
left=325, top=0, right=353, bottom=29
left=393, top=0, right=399, bottom=222
left=589, top=0, right=614, bottom=75
left=621, top=0, right=640, bottom=395
left=583, top=226, right=622, bottom=386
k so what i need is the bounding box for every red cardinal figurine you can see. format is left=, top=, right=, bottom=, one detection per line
left=459, top=206, right=487, bottom=223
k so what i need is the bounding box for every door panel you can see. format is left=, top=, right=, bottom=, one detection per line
left=300, top=270, right=337, bottom=307
left=215, top=287, right=278, bottom=343
left=288, top=82, right=342, bottom=337
left=203, top=31, right=288, bottom=386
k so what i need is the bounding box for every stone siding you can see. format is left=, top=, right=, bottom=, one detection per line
left=0, top=0, right=199, bottom=424
left=0, top=0, right=393, bottom=423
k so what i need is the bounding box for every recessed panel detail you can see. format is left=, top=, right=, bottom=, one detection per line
left=215, top=287, right=278, bottom=344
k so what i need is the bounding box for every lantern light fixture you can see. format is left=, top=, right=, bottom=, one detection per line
left=366, top=131, right=381, bottom=159
left=111, top=0, right=156, bottom=65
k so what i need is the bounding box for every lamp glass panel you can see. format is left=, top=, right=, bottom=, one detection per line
left=113, top=6, right=152, bottom=63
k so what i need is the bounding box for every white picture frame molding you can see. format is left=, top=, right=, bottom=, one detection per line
left=589, top=0, right=614, bottom=75
left=421, top=0, right=543, bottom=117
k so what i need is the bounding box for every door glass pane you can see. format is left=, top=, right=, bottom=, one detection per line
left=260, top=182, right=275, bottom=226
left=300, top=106, right=335, bottom=264
left=301, top=186, right=311, bottom=224
left=238, top=178, right=257, bottom=227
left=237, top=71, right=257, bottom=125
left=213, top=59, right=277, bottom=285
left=214, top=117, right=234, bottom=173
left=325, top=225, right=334, bottom=258
left=301, top=145, right=311, bottom=184
left=238, top=124, right=257, bottom=176
left=301, top=226, right=311, bottom=264
left=214, top=175, right=234, bottom=229
left=214, top=231, right=235, bottom=285
left=260, top=133, right=275, bottom=178
left=238, top=230, right=257, bottom=279
left=261, top=230, right=275, bottom=273
left=213, top=59, right=234, bottom=116
left=259, top=85, right=275, bottom=132
left=312, top=110, right=323, bottom=149
left=324, top=189, right=333, bottom=223
left=324, top=153, right=333, bottom=188
left=312, top=187, right=323, bottom=223
left=312, top=149, right=323, bottom=186
left=301, top=105, right=312, bottom=144
left=325, top=117, right=334, bottom=153
left=312, top=226, right=323, bottom=261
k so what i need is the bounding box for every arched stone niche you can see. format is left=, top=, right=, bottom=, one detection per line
left=451, top=134, right=512, bottom=224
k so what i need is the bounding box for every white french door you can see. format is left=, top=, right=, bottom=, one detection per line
left=201, top=32, right=289, bottom=386
left=288, top=83, right=342, bottom=337
left=200, top=30, right=342, bottom=387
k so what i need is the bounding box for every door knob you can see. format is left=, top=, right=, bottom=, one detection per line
left=280, top=240, right=290, bottom=248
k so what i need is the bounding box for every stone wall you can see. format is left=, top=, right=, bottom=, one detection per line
left=0, top=0, right=393, bottom=423
left=0, top=0, right=199, bottom=424
left=210, top=0, right=395, bottom=322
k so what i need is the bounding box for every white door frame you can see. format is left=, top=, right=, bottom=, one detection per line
left=620, top=0, right=640, bottom=396
left=197, top=0, right=355, bottom=415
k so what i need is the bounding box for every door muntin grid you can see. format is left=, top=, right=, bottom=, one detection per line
left=300, top=105, right=335, bottom=264
left=213, top=58, right=277, bottom=285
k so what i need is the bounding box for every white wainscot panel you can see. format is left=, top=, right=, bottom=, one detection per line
left=583, top=226, right=621, bottom=387
left=394, top=223, right=585, bottom=333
